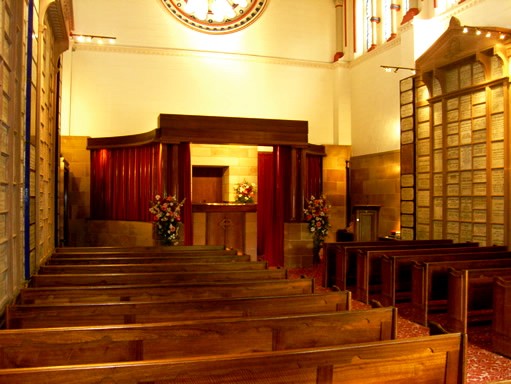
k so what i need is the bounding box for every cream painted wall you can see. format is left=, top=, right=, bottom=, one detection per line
left=62, top=0, right=343, bottom=143
left=62, top=0, right=511, bottom=153
left=349, top=38, right=411, bottom=157
left=72, top=0, right=337, bottom=62
left=62, top=47, right=338, bottom=143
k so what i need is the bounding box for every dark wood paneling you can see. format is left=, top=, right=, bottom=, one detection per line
left=158, top=114, right=308, bottom=146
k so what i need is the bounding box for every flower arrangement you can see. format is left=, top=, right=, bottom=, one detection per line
left=149, top=194, right=185, bottom=245
left=304, top=195, right=331, bottom=262
left=234, top=179, right=256, bottom=204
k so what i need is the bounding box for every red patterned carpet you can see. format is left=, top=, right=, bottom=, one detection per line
left=288, top=262, right=511, bottom=384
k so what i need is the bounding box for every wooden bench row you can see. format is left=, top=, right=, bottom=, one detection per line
left=323, top=239, right=455, bottom=289
left=29, top=268, right=288, bottom=287
left=0, top=244, right=467, bottom=383
left=410, top=256, right=511, bottom=326
left=6, top=291, right=352, bottom=328
left=17, top=278, right=316, bottom=304
left=53, top=245, right=227, bottom=253
left=493, top=276, right=511, bottom=359
left=356, top=242, right=485, bottom=304
left=0, top=333, right=466, bottom=384
left=0, top=307, right=397, bottom=368
left=38, top=260, right=268, bottom=274
left=46, top=253, right=251, bottom=264
left=446, top=267, right=511, bottom=333
left=377, top=245, right=507, bottom=306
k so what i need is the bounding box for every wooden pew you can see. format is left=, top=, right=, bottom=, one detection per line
left=377, top=246, right=508, bottom=306
left=50, top=248, right=240, bottom=258
left=38, top=261, right=268, bottom=274
left=410, top=257, right=511, bottom=326
left=54, top=245, right=226, bottom=253
left=0, top=332, right=466, bottom=384
left=446, top=267, right=511, bottom=333
left=46, top=254, right=251, bottom=264
left=0, top=307, right=396, bottom=368
left=324, top=240, right=397, bottom=287
left=355, top=242, right=481, bottom=303
left=325, top=239, right=454, bottom=290
left=492, top=276, right=511, bottom=358
left=6, top=291, right=352, bottom=328
left=29, top=268, right=288, bottom=287
left=18, top=278, right=316, bottom=304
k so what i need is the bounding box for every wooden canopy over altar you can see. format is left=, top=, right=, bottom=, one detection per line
left=87, top=114, right=310, bottom=148
left=87, top=114, right=324, bottom=265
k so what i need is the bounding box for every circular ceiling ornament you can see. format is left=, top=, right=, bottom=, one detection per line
left=161, top=0, right=269, bottom=34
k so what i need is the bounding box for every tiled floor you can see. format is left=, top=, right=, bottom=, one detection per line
left=288, top=262, right=511, bottom=384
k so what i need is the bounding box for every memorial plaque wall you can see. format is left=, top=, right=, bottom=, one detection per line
left=400, top=19, right=511, bottom=245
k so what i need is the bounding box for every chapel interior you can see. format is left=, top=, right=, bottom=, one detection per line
left=0, top=0, right=511, bottom=382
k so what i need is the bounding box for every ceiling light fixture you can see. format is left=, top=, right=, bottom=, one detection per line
left=71, top=33, right=117, bottom=45
left=380, top=65, right=416, bottom=74
left=461, top=25, right=510, bottom=40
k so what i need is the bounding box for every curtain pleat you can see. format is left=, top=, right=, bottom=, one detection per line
left=90, top=143, right=163, bottom=221
left=306, top=154, right=323, bottom=200
left=257, top=152, right=274, bottom=264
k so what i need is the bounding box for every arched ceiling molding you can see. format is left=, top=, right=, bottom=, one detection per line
left=42, top=0, right=73, bottom=58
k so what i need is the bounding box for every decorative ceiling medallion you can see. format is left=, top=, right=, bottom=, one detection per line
left=161, top=0, right=269, bottom=34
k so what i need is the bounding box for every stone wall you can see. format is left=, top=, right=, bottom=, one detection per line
left=60, top=136, right=90, bottom=246
left=349, top=150, right=401, bottom=238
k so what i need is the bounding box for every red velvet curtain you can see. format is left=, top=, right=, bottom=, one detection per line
left=90, top=143, right=164, bottom=221
left=306, top=154, right=323, bottom=201
left=257, top=152, right=274, bottom=264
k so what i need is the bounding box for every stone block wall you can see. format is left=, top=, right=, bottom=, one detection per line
left=60, top=136, right=90, bottom=246
left=349, top=150, right=400, bottom=238
left=191, top=144, right=258, bottom=202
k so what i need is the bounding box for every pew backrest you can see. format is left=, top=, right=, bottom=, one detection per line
left=328, top=239, right=454, bottom=290
left=447, top=267, right=511, bottom=333
left=51, top=249, right=240, bottom=258
left=7, top=291, right=352, bottom=329
left=19, top=278, right=315, bottom=304
left=54, top=245, right=226, bottom=253
left=46, top=254, right=251, bottom=264
left=354, top=242, right=482, bottom=303
left=0, top=307, right=396, bottom=368
left=0, top=332, right=466, bottom=384
left=38, top=261, right=268, bottom=274
left=492, top=277, right=511, bottom=358
left=411, top=257, right=511, bottom=325
left=29, top=268, right=288, bottom=287
left=378, top=247, right=508, bottom=306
